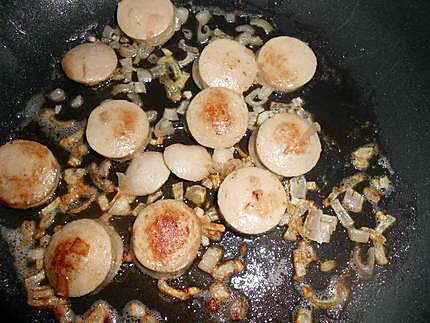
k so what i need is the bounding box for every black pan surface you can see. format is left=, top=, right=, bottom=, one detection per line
left=0, top=0, right=429, bottom=322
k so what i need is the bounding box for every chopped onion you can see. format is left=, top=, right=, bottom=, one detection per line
left=290, top=176, right=307, bottom=200
left=127, top=93, right=143, bottom=107
left=136, top=68, right=152, bottom=83
left=212, top=260, right=245, bottom=281
left=176, top=100, right=190, bottom=115
left=370, top=175, right=393, bottom=195
left=175, top=7, right=189, bottom=30
left=39, top=198, right=61, bottom=230
left=320, top=260, right=336, bottom=272
left=301, top=278, right=349, bottom=309
left=235, top=32, right=263, bottom=47
left=294, top=308, right=312, bottom=323
left=154, top=118, right=175, bottom=138
left=303, top=208, right=337, bottom=244
left=293, top=241, right=317, bottom=281
left=196, top=10, right=212, bottom=44
left=363, top=187, right=381, bottom=204
left=228, top=295, right=248, bottom=321
left=162, top=108, right=179, bottom=121
left=211, top=28, right=233, bottom=41
left=88, top=160, right=115, bottom=193
left=69, top=95, right=84, bottom=108
left=172, top=182, right=184, bottom=200
left=48, top=88, right=66, bottom=102
left=146, top=190, right=163, bottom=204
left=375, top=211, right=396, bottom=235
left=111, top=83, right=134, bottom=96
left=250, top=18, right=274, bottom=34
left=245, top=85, right=273, bottom=110
left=225, top=12, right=236, bottom=23
left=212, top=148, right=235, bottom=170
left=185, top=185, right=207, bottom=205
left=352, top=143, right=378, bottom=170
left=157, top=280, right=201, bottom=300
left=209, top=282, right=230, bottom=302
left=145, top=110, right=158, bottom=123
left=235, top=25, right=255, bottom=34
left=197, top=247, right=224, bottom=275
left=342, top=189, right=364, bottom=213
left=373, top=241, right=389, bottom=265
left=347, top=227, right=371, bottom=243
left=324, top=173, right=366, bottom=207
left=330, top=199, right=355, bottom=228
left=102, top=25, right=114, bottom=39
left=27, top=248, right=45, bottom=261
left=351, top=246, right=375, bottom=280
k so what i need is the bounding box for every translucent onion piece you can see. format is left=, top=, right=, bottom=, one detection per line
left=373, top=241, right=389, bottom=265
left=370, top=175, right=393, bottom=195
left=375, top=211, right=396, bottom=235
left=209, top=282, right=230, bottom=302
left=324, top=173, right=366, bottom=207
left=293, top=241, right=317, bottom=281
left=228, top=295, right=248, bottom=321
left=351, top=246, right=375, bottom=280
left=212, top=260, right=245, bottom=281
left=294, top=307, right=312, bottom=323
left=198, top=247, right=224, bottom=274
left=303, top=209, right=337, bottom=244
left=352, top=143, right=378, bottom=170
left=250, top=18, right=274, bottom=34
left=154, top=118, right=175, bottom=138
left=175, top=7, right=189, bottom=30
left=290, top=176, right=307, bottom=200
left=342, top=189, right=364, bottom=213
left=162, top=108, right=179, bottom=121
left=320, top=260, right=336, bottom=272
left=185, top=185, right=207, bottom=205
left=301, top=278, right=349, bottom=309
left=172, top=182, right=184, bottom=200
left=157, top=280, right=201, bottom=300
left=347, top=227, right=371, bottom=243
left=330, top=199, right=354, bottom=228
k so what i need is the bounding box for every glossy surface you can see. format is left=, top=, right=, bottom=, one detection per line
left=163, top=143, right=211, bottom=181
left=86, top=100, right=149, bottom=159
left=44, top=219, right=114, bottom=297
left=61, top=43, right=117, bottom=86
left=257, top=36, right=317, bottom=92
left=123, top=151, right=170, bottom=196
left=186, top=87, right=248, bottom=149
left=256, top=112, right=321, bottom=177
left=0, top=140, right=59, bottom=209
left=218, top=167, right=287, bottom=234
left=194, top=39, right=257, bottom=93
left=117, top=0, right=175, bottom=45
left=132, top=200, right=201, bottom=276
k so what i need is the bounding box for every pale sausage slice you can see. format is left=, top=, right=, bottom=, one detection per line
left=255, top=112, right=321, bottom=177
left=86, top=100, right=150, bottom=159
left=132, top=199, right=201, bottom=278
left=61, top=43, right=117, bottom=86
left=117, top=0, right=176, bottom=46
left=193, top=39, right=258, bottom=93
left=0, top=140, right=60, bottom=209
left=248, top=130, right=267, bottom=170
left=44, top=219, right=123, bottom=297
left=257, top=36, right=317, bottom=92
left=163, top=144, right=211, bottom=181
left=218, top=167, right=287, bottom=235
left=122, top=151, right=170, bottom=196
left=186, top=87, right=248, bottom=149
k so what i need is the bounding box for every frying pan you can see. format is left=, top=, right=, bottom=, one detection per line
left=1, top=0, right=430, bottom=322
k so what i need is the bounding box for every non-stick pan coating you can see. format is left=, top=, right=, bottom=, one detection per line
left=0, top=0, right=429, bottom=322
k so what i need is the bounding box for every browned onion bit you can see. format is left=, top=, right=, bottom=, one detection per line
left=294, top=307, right=312, bottom=323
left=301, top=277, right=350, bottom=309
left=228, top=295, right=249, bottom=321
left=351, top=246, right=375, bottom=280
left=293, top=241, right=317, bottom=281
left=212, top=259, right=245, bottom=282
left=88, top=161, right=115, bottom=193
left=157, top=280, right=201, bottom=301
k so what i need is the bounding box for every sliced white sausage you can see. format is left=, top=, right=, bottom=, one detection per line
left=186, top=87, right=248, bottom=149
left=163, top=144, right=211, bottom=181
left=61, top=43, right=117, bottom=86
left=117, top=0, right=176, bottom=46
left=132, top=199, right=201, bottom=278
left=0, top=140, right=60, bottom=209
left=218, top=167, right=287, bottom=235
left=248, top=130, right=267, bottom=170
left=193, top=39, right=257, bottom=93
left=255, top=112, right=321, bottom=177
left=86, top=100, right=150, bottom=159
left=257, top=36, right=317, bottom=92
left=44, top=219, right=123, bottom=297
left=121, top=151, right=170, bottom=196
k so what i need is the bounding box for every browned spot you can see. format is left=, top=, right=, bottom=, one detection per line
left=274, top=122, right=308, bottom=155
left=50, top=237, right=90, bottom=297
left=99, top=110, right=110, bottom=123
left=261, top=47, right=298, bottom=83
left=145, top=207, right=189, bottom=262
left=223, top=52, right=241, bottom=70
left=201, top=91, right=233, bottom=135
left=15, top=141, right=48, bottom=159
left=114, top=109, right=136, bottom=138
